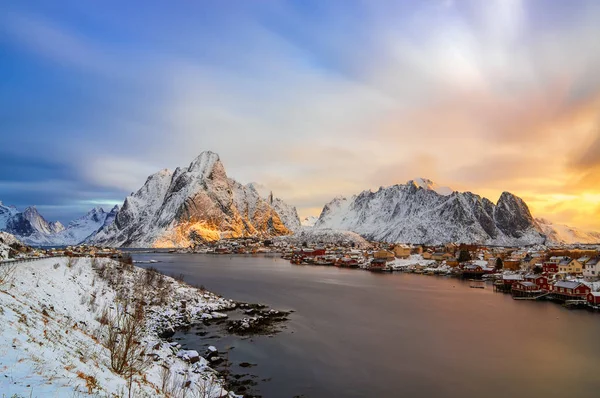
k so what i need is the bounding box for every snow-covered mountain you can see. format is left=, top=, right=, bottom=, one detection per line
left=301, top=216, right=319, bottom=227
left=4, top=207, right=66, bottom=246
left=0, top=201, right=18, bottom=230
left=536, top=218, right=600, bottom=245
left=314, top=179, right=546, bottom=245
left=52, top=207, right=120, bottom=246
left=0, top=204, right=118, bottom=246
left=90, top=151, right=294, bottom=247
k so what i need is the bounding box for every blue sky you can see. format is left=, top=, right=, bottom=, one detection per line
left=2, top=0, right=600, bottom=229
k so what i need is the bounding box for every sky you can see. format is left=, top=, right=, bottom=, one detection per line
left=1, top=0, right=600, bottom=230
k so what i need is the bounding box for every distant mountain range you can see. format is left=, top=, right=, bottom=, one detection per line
left=312, top=178, right=600, bottom=246
left=2, top=155, right=599, bottom=247
left=0, top=202, right=119, bottom=246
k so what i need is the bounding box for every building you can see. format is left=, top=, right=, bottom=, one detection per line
left=542, top=261, right=559, bottom=274
left=552, top=281, right=590, bottom=301
left=511, top=281, right=543, bottom=298
left=494, top=274, right=524, bottom=293
left=393, top=245, right=411, bottom=259
left=583, top=257, right=600, bottom=279
left=587, top=292, right=600, bottom=306
left=374, top=250, right=395, bottom=261
left=503, top=259, right=521, bottom=271
left=524, top=274, right=550, bottom=291
left=558, top=258, right=582, bottom=275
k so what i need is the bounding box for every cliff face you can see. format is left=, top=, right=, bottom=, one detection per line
left=91, top=151, right=293, bottom=247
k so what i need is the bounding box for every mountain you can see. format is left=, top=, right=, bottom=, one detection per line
left=0, top=201, right=18, bottom=230
left=90, top=151, right=294, bottom=247
left=314, top=179, right=546, bottom=245
left=536, top=218, right=600, bottom=245
left=4, top=207, right=66, bottom=246
left=1, top=204, right=118, bottom=246
left=246, top=183, right=301, bottom=231
left=53, top=207, right=119, bottom=245
left=301, top=216, right=318, bottom=227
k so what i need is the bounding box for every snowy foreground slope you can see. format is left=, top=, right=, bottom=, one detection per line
left=0, top=257, right=239, bottom=397
left=314, top=179, right=546, bottom=245
left=91, top=151, right=298, bottom=247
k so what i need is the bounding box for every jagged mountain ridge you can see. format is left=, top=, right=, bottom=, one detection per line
left=314, top=179, right=547, bottom=245
left=1, top=205, right=118, bottom=246
left=90, top=151, right=295, bottom=247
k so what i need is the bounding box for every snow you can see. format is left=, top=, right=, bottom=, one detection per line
left=301, top=216, right=318, bottom=227
left=277, top=228, right=371, bottom=249
left=0, top=201, right=18, bottom=230
left=0, top=257, right=239, bottom=397
left=314, top=180, right=545, bottom=245
left=536, top=218, right=600, bottom=244
left=91, top=152, right=297, bottom=247
left=0, top=232, right=20, bottom=260
left=1, top=204, right=119, bottom=247
left=410, top=178, right=453, bottom=196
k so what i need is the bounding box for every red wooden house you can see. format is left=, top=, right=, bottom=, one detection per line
left=552, top=281, right=590, bottom=301
left=511, top=281, right=543, bottom=298
left=524, top=274, right=549, bottom=291
left=587, top=292, right=600, bottom=306
left=542, top=262, right=558, bottom=274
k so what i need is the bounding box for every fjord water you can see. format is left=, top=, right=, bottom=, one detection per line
left=133, top=253, right=600, bottom=398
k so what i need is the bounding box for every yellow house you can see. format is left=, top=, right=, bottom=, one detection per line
left=393, top=244, right=411, bottom=259
left=422, top=252, right=432, bottom=260
left=558, top=258, right=582, bottom=274
left=374, top=250, right=395, bottom=261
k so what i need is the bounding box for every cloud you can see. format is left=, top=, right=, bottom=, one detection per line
left=2, top=1, right=600, bottom=229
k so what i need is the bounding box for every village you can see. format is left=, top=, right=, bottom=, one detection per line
left=187, top=237, right=600, bottom=311
left=4, top=237, right=600, bottom=312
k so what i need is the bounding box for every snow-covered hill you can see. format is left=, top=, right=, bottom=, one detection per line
left=314, top=179, right=546, bottom=245
left=1, top=205, right=118, bottom=246
left=91, top=151, right=295, bottom=247
left=536, top=218, right=600, bottom=245
left=0, top=257, right=237, bottom=397
left=0, top=231, right=22, bottom=260
left=277, top=228, right=371, bottom=249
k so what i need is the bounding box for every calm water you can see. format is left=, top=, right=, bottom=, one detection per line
left=133, top=253, right=600, bottom=398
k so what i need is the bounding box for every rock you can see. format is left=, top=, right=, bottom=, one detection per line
left=158, top=327, right=175, bottom=339
left=176, top=350, right=200, bottom=364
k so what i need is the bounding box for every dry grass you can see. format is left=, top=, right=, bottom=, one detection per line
left=76, top=371, right=99, bottom=393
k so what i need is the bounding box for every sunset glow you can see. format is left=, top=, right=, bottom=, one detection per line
left=1, top=0, right=599, bottom=231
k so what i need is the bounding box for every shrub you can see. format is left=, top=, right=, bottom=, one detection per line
left=103, top=300, right=151, bottom=378
left=0, top=262, right=17, bottom=291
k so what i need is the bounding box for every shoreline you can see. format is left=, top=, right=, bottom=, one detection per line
left=0, top=256, right=289, bottom=397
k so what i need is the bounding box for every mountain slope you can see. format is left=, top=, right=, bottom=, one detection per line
left=314, top=179, right=546, bottom=245
left=91, top=151, right=293, bottom=247
left=0, top=202, right=18, bottom=230
left=246, top=183, right=301, bottom=231
left=536, top=218, right=600, bottom=244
